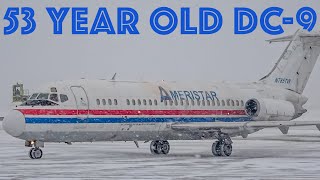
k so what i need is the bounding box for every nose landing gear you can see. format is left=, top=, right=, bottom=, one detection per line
left=26, top=140, right=44, bottom=159
left=29, top=148, right=43, bottom=159
left=150, top=140, right=170, bottom=155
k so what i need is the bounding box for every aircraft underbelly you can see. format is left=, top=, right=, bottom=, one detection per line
left=20, top=122, right=245, bottom=142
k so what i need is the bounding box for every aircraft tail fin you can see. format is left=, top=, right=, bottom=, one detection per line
left=260, top=30, right=320, bottom=94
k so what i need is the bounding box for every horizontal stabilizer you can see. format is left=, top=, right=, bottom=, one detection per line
left=266, top=35, right=294, bottom=43
left=266, top=30, right=320, bottom=43
left=171, top=121, right=320, bottom=131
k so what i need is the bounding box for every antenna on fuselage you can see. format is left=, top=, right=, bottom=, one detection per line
left=111, top=73, right=117, bottom=81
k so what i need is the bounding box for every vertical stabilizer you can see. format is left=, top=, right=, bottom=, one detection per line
left=260, top=31, right=320, bottom=94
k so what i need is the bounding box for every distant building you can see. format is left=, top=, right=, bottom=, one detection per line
left=1, top=83, right=29, bottom=121
left=12, top=83, right=29, bottom=104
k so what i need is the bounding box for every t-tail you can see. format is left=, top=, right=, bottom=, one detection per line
left=260, top=30, right=320, bottom=94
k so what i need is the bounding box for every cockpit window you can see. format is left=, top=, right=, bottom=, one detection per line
left=50, top=94, right=59, bottom=102
left=21, top=100, right=58, bottom=106
left=37, top=93, right=49, bottom=100
left=60, top=94, right=69, bottom=103
left=21, top=92, right=69, bottom=106
left=29, top=93, right=39, bottom=100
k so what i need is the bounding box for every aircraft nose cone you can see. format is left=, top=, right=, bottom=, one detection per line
left=2, top=110, right=26, bottom=137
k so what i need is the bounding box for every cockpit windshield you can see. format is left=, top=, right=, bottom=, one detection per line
left=29, top=93, right=39, bottom=100
left=21, top=100, right=58, bottom=106
left=37, top=93, right=49, bottom=100
left=49, top=94, right=59, bottom=102
left=23, top=93, right=69, bottom=106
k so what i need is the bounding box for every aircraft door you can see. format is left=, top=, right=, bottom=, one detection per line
left=70, top=86, right=89, bottom=120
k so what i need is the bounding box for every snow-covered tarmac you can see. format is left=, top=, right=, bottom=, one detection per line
left=1, top=113, right=320, bottom=179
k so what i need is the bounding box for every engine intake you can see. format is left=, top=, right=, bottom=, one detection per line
left=245, top=98, right=295, bottom=121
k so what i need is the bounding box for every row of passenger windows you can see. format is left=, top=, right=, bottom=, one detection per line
left=96, top=98, right=244, bottom=107
left=96, top=99, right=118, bottom=106
left=162, top=99, right=244, bottom=107
left=127, top=99, right=158, bottom=106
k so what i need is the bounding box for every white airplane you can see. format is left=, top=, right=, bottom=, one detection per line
left=3, top=30, right=320, bottom=159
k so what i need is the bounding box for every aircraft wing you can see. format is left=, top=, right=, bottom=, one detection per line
left=171, top=121, right=320, bottom=134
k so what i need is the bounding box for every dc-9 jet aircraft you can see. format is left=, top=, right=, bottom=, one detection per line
left=3, top=30, right=320, bottom=159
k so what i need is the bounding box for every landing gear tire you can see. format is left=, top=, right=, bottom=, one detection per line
left=212, top=141, right=222, bottom=156
left=29, top=148, right=43, bottom=159
left=150, top=141, right=161, bottom=155
left=150, top=140, right=170, bottom=155
left=220, top=143, right=232, bottom=157
left=161, top=141, right=170, bottom=154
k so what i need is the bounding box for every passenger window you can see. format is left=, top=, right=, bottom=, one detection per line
left=132, top=99, right=136, bottom=106
left=154, top=99, right=158, bottom=106
left=227, top=99, right=230, bottom=106
left=149, top=99, right=152, bottom=106
left=212, top=99, right=215, bottom=106
left=241, top=100, right=244, bottom=107
left=207, top=100, right=211, bottom=106
left=197, top=100, right=201, bottom=106
left=164, top=100, right=168, bottom=106
left=180, top=100, right=184, bottom=106
left=97, top=99, right=100, bottom=105
left=138, top=99, right=141, bottom=106
left=236, top=100, right=240, bottom=106
left=30, top=93, right=39, bottom=100
left=114, top=99, right=118, bottom=105
left=37, top=93, right=49, bottom=100
left=60, top=94, right=69, bottom=103
left=127, top=99, right=130, bottom=105
left=102, top=99, right=106, bottom=105
left=143, top=99, right=147, bottom=105
left=222, top=100, right=225, bottom=106
left=202, top=100, right=205, bottom=106
left=186, top=99, right=190, bottom=106
left=108, top=99, right=112, bottom=105
left=191, top=100, right=195, bottom=106
left=217, top=100, right=221, bottom=106
left=169, top=100, right=173, bottom=106
left=174, top=99, right=178, bottom=106
left=231, top=100, right=235, bottom=106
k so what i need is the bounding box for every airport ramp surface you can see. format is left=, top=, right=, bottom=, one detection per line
left=1, top=111, right=320, bottom=179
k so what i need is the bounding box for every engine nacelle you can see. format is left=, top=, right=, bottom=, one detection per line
left=245, top=98, right=295, bottom=121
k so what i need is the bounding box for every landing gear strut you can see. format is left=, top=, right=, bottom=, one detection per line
left=150, top=140, right=170, bottom=155
left=212, top=133, right=233, bottom=157
left=26, top=140, right=44, bottom=159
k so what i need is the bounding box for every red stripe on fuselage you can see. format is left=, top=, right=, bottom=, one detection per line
left=18, top=109, right=246, bottom=116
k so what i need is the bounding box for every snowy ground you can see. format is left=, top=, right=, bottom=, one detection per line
left=1, top=112, right=320, bottom=179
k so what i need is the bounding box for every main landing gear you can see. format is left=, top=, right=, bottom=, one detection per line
left=212, top=133, right=233, bottom=157
left=26, top=140, right=44, bottom=159
left=149, top=135, right=232, bottom=157
left=150, top=140, right=170, bottom=155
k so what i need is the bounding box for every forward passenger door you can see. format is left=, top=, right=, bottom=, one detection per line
left=70, top=86, right=89, bottom=120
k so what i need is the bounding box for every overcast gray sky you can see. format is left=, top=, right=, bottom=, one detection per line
left=1, top=0, right=320, bottom=112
